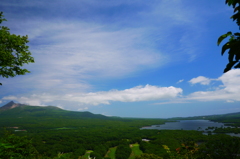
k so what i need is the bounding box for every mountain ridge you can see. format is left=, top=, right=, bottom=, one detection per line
left=2, top=101, right=240, bottom=120
left=0, top=101, right=26, bottom=111
left=0, top=101, right=108, bottom=119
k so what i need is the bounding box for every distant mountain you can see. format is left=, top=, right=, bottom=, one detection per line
left=0, top=101, right=108, bottom=119
left=0, top=101, right=25, bottom=111
left=170, top=111, right=240, bottom=121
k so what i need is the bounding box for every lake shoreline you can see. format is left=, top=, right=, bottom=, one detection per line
left=141, top=119, right=240, bottom=137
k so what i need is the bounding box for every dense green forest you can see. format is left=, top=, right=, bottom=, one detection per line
left=1, top=104, right=240, bottom=158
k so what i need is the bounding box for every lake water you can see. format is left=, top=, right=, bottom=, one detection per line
left=141, top=120, right=226, bottom=131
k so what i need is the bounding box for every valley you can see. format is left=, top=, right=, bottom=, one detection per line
left=1, top=102, right=240, bottom=158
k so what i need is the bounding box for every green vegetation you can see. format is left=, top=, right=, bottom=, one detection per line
left=213, top=127, right=240, bottom=134
left=1, top=1, right=240, bottom=158
left=218, top=0, right=240, bottom=72
left=82, top=150, right=93, bottom=159
left=105, top=147, right=117, bottom=159
left=54, top=127, right=76, bottom=130
left=0, top=104, right=168, bottom=158
left=170, top=111, right=240, bottom=127
left=1, top=104, right=240, bottom=158
left=135, top=153, right=163, bottom=159
left=0, top=129, right=39, bottom=159
left=129, top=144, right=143, bottom=159
left=0, top=12, right=34, bottom=85
left=115, top=141, right=132, bottom=159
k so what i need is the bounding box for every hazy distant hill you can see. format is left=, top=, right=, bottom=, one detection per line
left=171, top=112, right=240, bottom=120
left=170, top=111, right=240, bottom=125
left=0, top=101, right=108, bottom=119
left=2, top=101, right=240, bottom=121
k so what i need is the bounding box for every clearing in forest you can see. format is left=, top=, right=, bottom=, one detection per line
left=81, top=150, right=93, bottom=159
left=105, top=147, right=117, bottom=159
left=129, top=143, right=143, bottom=159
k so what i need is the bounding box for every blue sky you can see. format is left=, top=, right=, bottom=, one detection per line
left=1, top=0, right=240, bottom=118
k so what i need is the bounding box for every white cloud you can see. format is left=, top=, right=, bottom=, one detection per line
left=56, top=105, right=64, bottom=109
left=189, top=76, right=212, bottom=85
left=76, top=84, right=182, bottom=105
left=3, top=95, right=47, bottom=106
left=187, top=70, right=240, bottom=102
left=218, top=69, right=240, bottom=93
left=226, top=100, right=234, bottom=103
left=177, top=79, right=184, bottom=83
left=2, top=85, right=182, bottom=107
left=78, top=107, right=89, bottom=111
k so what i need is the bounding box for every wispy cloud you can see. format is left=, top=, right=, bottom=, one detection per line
left=1, top=0, right=204, bottom=95
left=1, top=19, right=165, bottom=94
left=177, top=79, right=184, bottom=84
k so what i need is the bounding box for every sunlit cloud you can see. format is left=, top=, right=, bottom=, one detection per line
left=2, top=85, right=183, bottom=107
left=78, top=107, right=89, bottom=111
left=189, top=76, right=213, bottom=85
left=187, top=70, right=240, bottom=102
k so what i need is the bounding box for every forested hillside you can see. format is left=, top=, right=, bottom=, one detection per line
left=1, top=103, right=240, bottom=158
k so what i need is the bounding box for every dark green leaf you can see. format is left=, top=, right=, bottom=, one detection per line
left=221, top=42, right=231, bottom=55
left=224, top=61, right=238, bottom=73
left=231, top=13, right=240, bottom=21
left=232, top=1, right=238, bottom=8
left=234, top=33, right=240, bottom=36
left=228, top=52, right=234, bottom=62
left=235, top=53, right=240, bottom=61
left=234, top=6, right=239, bottom=12
left=234, top=62, right=240, bottom=68
left=217, top=32, right=232, bottom=45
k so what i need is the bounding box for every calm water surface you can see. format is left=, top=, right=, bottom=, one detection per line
left=141, top=120, right=226, bottom=131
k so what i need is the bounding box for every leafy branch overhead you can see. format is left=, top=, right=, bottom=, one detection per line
left=218, top=0, right=240, bottom=73
left=0, top=12, right=34, bottom=85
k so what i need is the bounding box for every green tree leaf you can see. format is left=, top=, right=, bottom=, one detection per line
left=234, top=62, right=240, bottom=68
left=221, top=42, right=231, bottom=55
left=217, top=32, right=232, bottom=45
left=219, top=1, right=240, bottom=72
left=0, top=12, right=34, bottom=85
left=224, top=61, right=238, bottom=73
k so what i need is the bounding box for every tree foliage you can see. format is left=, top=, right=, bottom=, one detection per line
left=0, top=12, right=34, bottom=85
left=0, top=129, right=39, bottom=159
left=115, top=141, right=132, bottom=159
left=135, top=153, right=163, bottom=159
left=218, top=0, right=240, bottom=73
left=2, top=107, right=240, bottom=158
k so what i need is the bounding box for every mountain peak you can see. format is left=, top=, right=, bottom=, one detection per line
left=0, top=102, right=108, bottom=119
left=0, top=101, right=23, bottom=111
